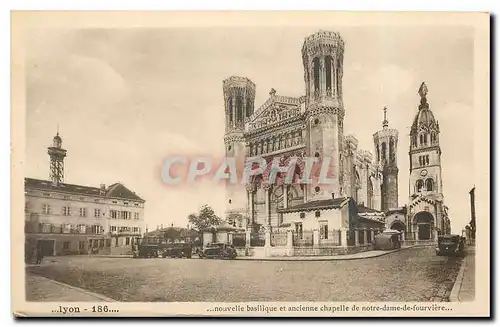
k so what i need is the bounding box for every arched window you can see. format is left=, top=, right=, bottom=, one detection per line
left=419, top=134, right=424, bottom=145
left=389, top=138, right=395, bottom=164
left=336, top=60, right=341, bottom=95
left=235, top=95, right=243, bottom=123
left=227, top=98, right=233, bottom=123
left=412, top=135, right=417, bottom=147
left=416, top=179, right=424, bottom=193
left=312, top=57, right=320, bottom=92
left=246, top=98, right=254, bottom=118
left=325, top=56, right=333, bottom=92
left=431, top=132, right=436, bottom=143
left=424, top=134, right=428, bottom=145
left=367, top=178, right=373, bottom=208
left=376, top=146, right=380, bottom=162
left=381, top=142, right=387, bottom=161
left=426, top=178, right=434, bottom=191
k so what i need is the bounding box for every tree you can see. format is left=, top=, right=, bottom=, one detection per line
left=187, top=205, right=222, bottom=231
left=163, top=228, right=181, bottom=242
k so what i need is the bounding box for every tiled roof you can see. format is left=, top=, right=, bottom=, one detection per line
left=278, top=197, right=348, bottom=213
left=106, top=183, right=144, bottom=202
left=25, top=178, right=102, bottom=196
left=357, top=216, right=385, bottom=225
left=357, top=205, right=384, bottom=215
left=25, top=178, right=144, bottom=202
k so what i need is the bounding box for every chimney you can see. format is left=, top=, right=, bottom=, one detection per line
left=156, top=225, right=159, bottom=230
left=331, top=193, right=335, bottom=199
left=161, top=224, right=163, bottom=229
left=171, top=223, right=174, bottom=227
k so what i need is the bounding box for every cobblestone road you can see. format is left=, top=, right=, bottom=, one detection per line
left=26, top=247, right=462, bottom=302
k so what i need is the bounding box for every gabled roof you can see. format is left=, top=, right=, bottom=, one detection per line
left=25, top=178, right=145, bottom=202
left=106, top=183, right=144, bottom=202
left=278, top=197, right=349, bottom=213
left=409, top=195, right=438, bottom=209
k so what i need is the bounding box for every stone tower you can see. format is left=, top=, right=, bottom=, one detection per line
left=408, top=82, right=449, bottom=239
left=373, top=106, right=399, bottom=211
left=302, top=31, right=345, bottom=200
left=47, top=131, right=67, bottom=185
left=223, top=76, right=255, bottom=224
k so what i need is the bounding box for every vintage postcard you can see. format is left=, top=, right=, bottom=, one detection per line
left=11, top=11, right=490, bottom=317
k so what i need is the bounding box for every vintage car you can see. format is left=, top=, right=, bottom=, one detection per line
left=134, top=244, right=160, bottom=258
left=373, top=230, right=402, bottom=250
left=162, top=243, right=192, bottom=258
left=436, top=234, right=466, bottom=257
left=199, top=243, right=237, bottom=259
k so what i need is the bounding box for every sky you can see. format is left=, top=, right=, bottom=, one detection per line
left=25, top=25, right=475, bottom=233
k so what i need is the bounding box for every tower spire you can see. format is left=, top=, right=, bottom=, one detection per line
left=382, top=106, right=388, bottom=128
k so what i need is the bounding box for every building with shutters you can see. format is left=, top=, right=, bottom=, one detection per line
left=24, top=132, right=145, bottom=258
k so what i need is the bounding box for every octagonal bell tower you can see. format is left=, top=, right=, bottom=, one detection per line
left=373, top=106, right=399, bottom=211
left=302, top=31, right=345, bottom=201
left=223, top=76, right=255, bottom=224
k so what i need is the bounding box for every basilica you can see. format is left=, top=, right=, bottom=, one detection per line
left=223, top=30, right=450, bottom=241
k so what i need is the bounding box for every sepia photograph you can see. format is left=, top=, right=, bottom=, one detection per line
left=11, top=11, right=490, bottom=317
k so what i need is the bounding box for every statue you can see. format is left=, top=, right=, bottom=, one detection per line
left=418, top=82, right=428, bottom=105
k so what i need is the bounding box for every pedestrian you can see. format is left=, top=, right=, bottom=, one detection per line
left=35, top=247, right=44, bottom=265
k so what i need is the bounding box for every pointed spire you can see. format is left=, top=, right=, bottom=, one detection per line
left=56, top=123, right=59, bottom=136
left=382, top=106, right=389, bottom=128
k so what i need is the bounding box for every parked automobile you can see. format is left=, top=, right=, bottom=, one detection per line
left=199, top=243, right=237, bottom=259
left=134, top=244, right=159, bottom=258
left=436, top=234, right=466, bottom=257
left=162, top=243, right=192, bottom=258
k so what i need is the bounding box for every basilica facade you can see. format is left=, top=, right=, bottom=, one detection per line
left=223, top=31, right=399, bottom=234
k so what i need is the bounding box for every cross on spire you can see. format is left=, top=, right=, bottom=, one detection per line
left=382, top=106, right=389, bottom=128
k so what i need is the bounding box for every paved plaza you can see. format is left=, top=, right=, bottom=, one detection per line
left=26, top=247, right=464, bottom=302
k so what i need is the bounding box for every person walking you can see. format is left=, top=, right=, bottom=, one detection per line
left=35, top=246, right=44, bottom=265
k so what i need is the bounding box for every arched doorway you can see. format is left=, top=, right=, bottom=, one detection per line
left=413, top=211, right=434, bottom=240
left=391, top=220, right=406, bottom=232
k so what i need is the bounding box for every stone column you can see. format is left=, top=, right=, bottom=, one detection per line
left=363, top=229, right=368, bottom=245
left=354, top=229, right=360, bottom=246
left=248, top=190, right=254, bottom=227
left=283, top=185, right=289, bottom=209
left=340, top=229, right=348, bottom=247
left=415, top=227, right=420, bottom=240
left=228, top=232, right=233, bottom=245
left=265, top=188, right=270, bottom=227
left=320, top=56, right=325, bottom=94
left=401, top=232, right=405, bottom=242
left=313, top=230, right=320, bottom=247
left=286, top=230, right=294, bottom=256
left=264, top=230, right=272, bottom=257
left=231, top=96, right=236, bottom=129
left=245, top=230, right=251, bottom=247
left=370, top=230, right=375, bottom=244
